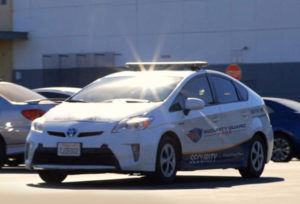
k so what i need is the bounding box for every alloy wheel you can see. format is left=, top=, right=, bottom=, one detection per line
left=159, top=143, right=176, bottom=178
left=272, top=137, right=291, bottom=162
left=250, top=141, right=264, bottom=172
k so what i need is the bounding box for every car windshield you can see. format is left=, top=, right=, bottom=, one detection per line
left=70, top=74, right=183, bottom=103
left=0, top=82, right=45, bottom=102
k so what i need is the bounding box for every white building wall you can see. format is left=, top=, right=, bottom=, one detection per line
left=13, top=0, right=300, bottom=70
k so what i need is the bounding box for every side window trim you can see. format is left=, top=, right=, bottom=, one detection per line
left=199, top=73, right=216, bottom=106
left=232, top=81, right=243, bottom=101
left=206, top=74, right=218, bottom=104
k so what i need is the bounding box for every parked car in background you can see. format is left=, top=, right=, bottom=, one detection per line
left=34, top=87, right=81, bottom=99
left=263, top=97, right=300, bottom=162
left=26, top=61, right=273, bottom=184
left=0, top=82, right=56, bottom=168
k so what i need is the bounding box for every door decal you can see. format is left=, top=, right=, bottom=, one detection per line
left=187, top=128, right=203, bottom=143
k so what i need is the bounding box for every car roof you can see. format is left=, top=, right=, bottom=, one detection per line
left=263, top=97, right=297, bottom=102
left=34, top=87, right=81, bottom=95
left=35, top=70, right=237, bottom=96
left=263, top=97, right=300, bottom=111
left=96, top=69, right=236, bottom=84
left=106, top=69, right=233, bottom=80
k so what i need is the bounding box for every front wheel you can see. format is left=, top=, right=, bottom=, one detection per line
left=38, top=170, right=67, bottom=184
left=239, top=136, right=266, bottom=178
left=153, top=136, right=179, bottom=182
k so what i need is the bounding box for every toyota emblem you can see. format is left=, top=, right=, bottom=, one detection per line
left=66, top=128, right=77, bottom=137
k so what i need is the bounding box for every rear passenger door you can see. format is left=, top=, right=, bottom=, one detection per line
left=209, top=74, right=250, bottom=166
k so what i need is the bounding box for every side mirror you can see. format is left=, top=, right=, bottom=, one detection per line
left=184, top=98, right=205, bottom=115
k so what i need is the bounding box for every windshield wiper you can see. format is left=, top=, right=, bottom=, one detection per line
left=66, top=99, right=87, bottom=103
left=125, top=99, right=151, bottom=103
left=100, top=98, right=151, bottom=103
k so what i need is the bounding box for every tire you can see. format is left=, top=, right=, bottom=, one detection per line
left=38, top=170, right=67, bottom=184
left=271, top=134, right=293, bottom=162
left=0, top=140, right=6, bottom=169
left=239, top=135, right=266, bottom=178
left=153, top=136, right=179, bottom=182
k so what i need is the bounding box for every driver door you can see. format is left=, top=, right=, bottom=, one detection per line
left=171, top=75, right=223, bottom=170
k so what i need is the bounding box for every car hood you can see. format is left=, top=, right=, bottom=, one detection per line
left=43, top=101, right=161, bottom=122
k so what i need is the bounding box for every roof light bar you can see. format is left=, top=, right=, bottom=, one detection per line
left=125, top=61, right=208, bottom=71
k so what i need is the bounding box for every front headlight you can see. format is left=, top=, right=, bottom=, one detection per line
left=112, top=116, right=154, bottom=133
left=31, top=118, right=44, bottom=133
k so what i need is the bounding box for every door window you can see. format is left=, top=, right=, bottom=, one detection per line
left=181, top=76, right=213, bottom=104
left=211, top=76, right=239, bottom=103
left=170, top=75, right=213, bottom=111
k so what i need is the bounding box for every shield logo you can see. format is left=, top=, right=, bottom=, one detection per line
left=66, top=128, right=77, bottom=137
left=187, top=128, right=202, bottom=143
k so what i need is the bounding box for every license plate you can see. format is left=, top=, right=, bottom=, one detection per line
left=57, top=143, right=81, bottom=156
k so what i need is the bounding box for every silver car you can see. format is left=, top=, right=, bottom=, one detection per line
left=0, top=82, right=56, bottom=168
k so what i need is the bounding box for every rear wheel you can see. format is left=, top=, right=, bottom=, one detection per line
left=239, top=135, right=266, bottom=178
left=152, top=136, right=179, bottom=182
left=38, top=170, right=67, bottom=184
left=271, top=134, right=293, bottom=162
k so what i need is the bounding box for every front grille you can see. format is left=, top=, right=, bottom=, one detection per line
left=48, top=131, right=65, bottom=137
left=32, top=144, right=120, bottom=168
left=78, top=131, right=103, bottom=137
left=47, top=131, right=104, bottom=137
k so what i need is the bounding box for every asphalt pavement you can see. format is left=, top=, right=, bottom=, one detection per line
left=0, top=160, right=299, bottom=204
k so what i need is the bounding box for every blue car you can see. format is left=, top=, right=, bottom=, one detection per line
left=263, top=97, right=300, bottom=162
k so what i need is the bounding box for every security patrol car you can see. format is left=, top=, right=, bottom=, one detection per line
left=25, top=61, right=273, bottom=183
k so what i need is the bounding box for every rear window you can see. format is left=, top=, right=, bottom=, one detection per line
left=0, top=82, right=45, bottom=102
left=38, top=92, right=70, bottom=99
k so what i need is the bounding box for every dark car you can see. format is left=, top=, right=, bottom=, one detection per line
left=264, top=97, right=300, bottom=162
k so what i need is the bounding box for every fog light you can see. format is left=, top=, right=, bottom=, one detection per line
left=131, top=144, right=140, bottom=162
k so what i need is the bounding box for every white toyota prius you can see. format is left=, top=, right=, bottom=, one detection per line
left=25, top=61, right=273, bottom=183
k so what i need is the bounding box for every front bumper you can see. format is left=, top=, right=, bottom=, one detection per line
left=27, top=144, right=120, bottom=170
left=25, top=123, right=161, bottom=172
left=27, top=164, right=117, bottom=171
